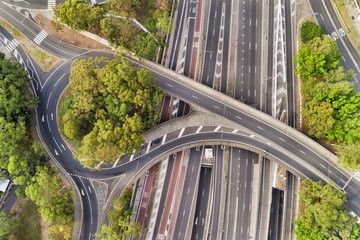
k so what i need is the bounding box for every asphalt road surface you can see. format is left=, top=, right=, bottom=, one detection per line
left=268, top=188, right=284, bottom=240
left=2, top=1, right=360, bottom=238
left=223, top=148, right=255, bottom=240
left=191, top=167, right=212, bottom=240
left=172, top=147, right=202, bottom=240
left=209, top=146, right=224, bottom=240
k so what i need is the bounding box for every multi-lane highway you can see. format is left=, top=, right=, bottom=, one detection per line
left=223, top=148, right=255, bottom=240
left=191, top=166, right=212, bottom=240
left=2, top=0, right=360, bottom=239
left=209, top=146, right=225, bottom=240
left=200, top=0, right=263, bottom=108
left=172, top=147, right=202, bottom=240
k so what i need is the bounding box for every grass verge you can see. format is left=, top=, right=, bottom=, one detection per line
left=0, top=17, right=60, bottom=72
left=10, top=198, right=43, bottom=240
left=333, top=0, right=360, bottom=52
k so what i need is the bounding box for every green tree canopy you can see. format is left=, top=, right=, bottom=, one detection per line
left=54, top=0, right=105, bottom=31
left=62, top=57, right=164, bottom=168
left=97, top=189, right=141, bottom=240
left=294, top=35, right=341, bottom=80
left=294, top=179, right=357, bottom=239
left=300, top=21, right=324, bottom=43
left=0, top=210, right=20, bottom=238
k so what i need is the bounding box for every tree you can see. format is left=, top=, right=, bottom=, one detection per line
left=54, top=0, right=91, bottom=30
left=153, top=9, right=175, bottom=35
left=294, top=35, right=341, bottom=80
left=0, top=210, right=20, bottom=237
left=300, top=21, right=324, bottom=43
left=107, top=0, right=141, bottom=17
left=97, top=189, right=141, bottom=240
left=25, top=166, right=74, bottom=224
left=303, top=101, right=335, bottom=139
left=294, top=179, right=357, bottom=239
left=62, top=57, right=163, bottom=167
left=325, top=67, right=355, bottom=83
left=134, top=32, right=158, bottom=59
left=337, top=142, right=360, bottom=170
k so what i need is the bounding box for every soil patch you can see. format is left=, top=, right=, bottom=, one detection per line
left=34, top=14, right=111, bottom=51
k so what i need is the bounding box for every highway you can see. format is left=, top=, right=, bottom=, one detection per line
left=2, top=0, right=360, bottom=238
left=172, top=147, right=202, bottom=240
left=283, top=172, right=295, bottom=240
left=223, top=148, right=255, bottom=240
left=200, top=0, right=263, bottom=108
left=268, top=188, right=283, bottom=240
left=191, top=167, right=212, bottom=240
left=209, top=146, right=224, bottom=240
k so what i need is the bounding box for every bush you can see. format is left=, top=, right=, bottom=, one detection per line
left=300, top=21, right=324, bottom=43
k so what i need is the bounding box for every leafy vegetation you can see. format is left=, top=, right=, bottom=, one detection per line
left=1, top=199, right=42, bottom=240
left=0, top=210, right=21, bottom=239
left=295, top=25, right=360, bottom=169
left=300, top=21, right=324, bottom=43
left=97, top=188, right=141, bottom=240
left=54, top=0, right=174, bottom=60
left=60, top=57, right=164, bottom=168
left=0, top=52, right=74, bottom=239
left=294, top=179, right=360, bottom=240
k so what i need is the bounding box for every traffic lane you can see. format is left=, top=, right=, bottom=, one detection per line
left=173, top=147, right=202, bottom=240
left=72, top=176, right=98, bottom=240
left=156, top=152, right=182, bottom=239
left=224, top=147, right=241, bottom=240
left=183, top=0, right=197, bottom=77
left=191, top=167, right=212, bottom=240
left=152, top=154, right=175, bottom=239
left=200, top=0, right=223, bottom=88
left=285, top=0, right=296, bottom=125
left=209, top=146, right=223, bottom=239
left=220, top=0, right=231, bottom=93
left=238, top=150, right=255, bottom=240
left=268, top=188, right=281, bottom=240
left=1, top=185, right=19, bottom=211
left=247, top=0, right=260, bottom=107
left=284, top=172, right=295, bottom=239
left=169, top=0, right=187, bottom=70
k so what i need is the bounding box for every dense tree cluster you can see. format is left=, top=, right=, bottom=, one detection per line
left=0, top=210, right=20, bottom=238
left=295, top=25, right=360, bottom=169
left=97, top=188, right=141, bottom=240
left=54, top=0, right=174, bottom=59
left=300, top=21, right=324, bottom=43
left=0, top=52, right=74, bottom=239
left=61, top=57, right=164, bottom=168
left=295, top=179, right=360, bottom=240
